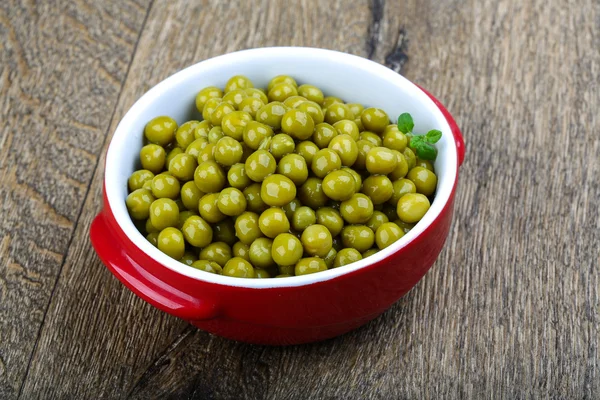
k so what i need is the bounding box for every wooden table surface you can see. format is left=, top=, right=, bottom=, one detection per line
left=1, top=0, right=599, bottom=398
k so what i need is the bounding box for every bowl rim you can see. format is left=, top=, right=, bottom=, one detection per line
left=104, top=46, right=458, bottom=289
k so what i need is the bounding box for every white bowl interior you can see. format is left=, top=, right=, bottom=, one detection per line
left=105, top=47, right=457, bottom=288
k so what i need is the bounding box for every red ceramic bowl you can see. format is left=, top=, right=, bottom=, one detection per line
left=90, top=47, right=465, bottom=345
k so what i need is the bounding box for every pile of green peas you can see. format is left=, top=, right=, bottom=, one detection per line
left=125, top=74, right=439, bottom=278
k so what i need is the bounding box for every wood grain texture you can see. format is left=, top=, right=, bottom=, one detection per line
left=0, top=0, right=149, bottom=398
left=7, top=0, right=600, bottom=398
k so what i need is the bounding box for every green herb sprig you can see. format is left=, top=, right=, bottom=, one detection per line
left=397, top=113, right=442, bottom=161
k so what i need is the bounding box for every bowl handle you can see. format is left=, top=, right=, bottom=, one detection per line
left=90, top=212, right=219, bottom=321
left=417, top=86, right=465, bottom=167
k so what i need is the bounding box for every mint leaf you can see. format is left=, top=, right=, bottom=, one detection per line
left=425, top=129, right=442, bottom=143
left=415, top=142, right=437, bottom=160
left=409, top=135, right=423, bottom=148
left=397, top=113, right=414, bottom=133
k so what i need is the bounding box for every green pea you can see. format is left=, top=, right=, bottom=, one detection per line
left=212, top=218, right=237, bottom=246
left=221, top=111, right=252, bottom=141
left=186, top=138, right=208, bottom=159
left=245, top=150, right=277, bottom=182
left=323, top=247, right=337, bottom=268
left=375, top=222, right=404, bottom=249
left=268, top=75, right=297, bottom=92
left=209, top=102, right=234, bottom=127
left=268, top=82, right=298, bottom=102
left=301, top=224, right=332, bottom=257
left=259, top=208, right=290, bottom=238
left=256, top=101, right=288, bottom=130
left=389, top=178, right=417, bottom=206
left=341, top=225, right=375, bottom=252
left=180, top=181, right=204, bottom=211
left=145, top=116, right=177, bottom=146
left=128, top=170, right=155, bottom=192
left=271, top=233, right=303, bottom=266
left=199, top=242, right=232, bottom=267
left=270, top=133, right=296, bottom=160
left=140, top=144, right=166, bottom=174
left=315, top=207, right=344, bottom=237
left=407, top=166, right=438, bottom=196
left=365, top=147, right=397, bottom=175
left=225, top=75, right=254, bottom=93
left=322, top=170, right=356, bottom=201
left=332, top=120, right=360, bottom=141
left=191, top=260, right=223, bottom=274
left=214, top=136, right=243, bottom=167
left=276, top=154, right=308, bottom=186
left=362, top=248, right=379, bottom=258
left=149, top=198, right=179, bottom=230
left=281, top=110, right=315, bottom=140
left=389, top=151, right=409, bottom=180
left=360, top=108, right=389, bottom=133
left=297, top=84, right=324, bottom=105
left=197, top=143, right=215, bottom=164
left=243, top=183, right=269, bottom=214
left=157, top=227, right=185, bottom=260
left=296, top=101, right=324, bottom=125
left=340, top=193, right=373, bottom=224
left=311, top=148, right=342, bottom=178
left=362, top=175, right=393, bottom=205
left=222, top=89, right=248, bottom=109
left=396, top=193, right=430, bottom=223
left=202, top=98, right=221, bottom=122
left=260, top=174, right=296, bottom=207
left=194, top=161, right=226, bottom=193
left=295, top=257, right=327, bottom=276
left=292, top=206, right=316, bottom=232
left=366, top=211, right=389, bottom=233
left=333, top=248, right=362, bottom=268
left=168, top=153, right=197, bottom=182
left=245, top=88, right=269, bottom=104
left=126, top=188, right=155, bottom=220
left=295, top=141, right=319, bottom=165
left=207, top=127, right=224, bottom=145
left=146, top=232, right=159, bottom=247
left=313, top=123, right=338, bottom=149
left=239, top=97, right=265, bottom=118
left=175, top=120, right=200, bottom=149
left=223, top=257, right=255, bottom=278
left=181, top=215, right=213, bottom=248
left=198, top=193, right=226, bottom=223
left=282, top=198, right=302, bottom=221
left=325, top=103, right=354, bottom=124
left=196, top=86, right=223, bottom=112
left=383, top=126, right=408, bottom=152
left=232, top=241, right=251, bottom=261
left=179, top=251, right=198, bottom=266
left=359, top=131, right=382, bottom=147
left=243, top=121, right=274, bottom=150
left=234, top=211, right=263, bottom=245
left=322, top=96, right=343, bottom=109
left=347, top=103, right=364, bottom=117
left=227, top=163, right=252, bottom=190
left=298, top=177, right=328, bottom=209
left=194, top=120, right=213, bottom=140
left=249, top=237, right=275, bottom=269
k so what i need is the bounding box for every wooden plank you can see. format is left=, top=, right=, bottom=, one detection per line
left=20, top=0, right=600, bottom=398
left=18, top=0, right=372, bottom=398
left=0, top=0, right=151, bottom=398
